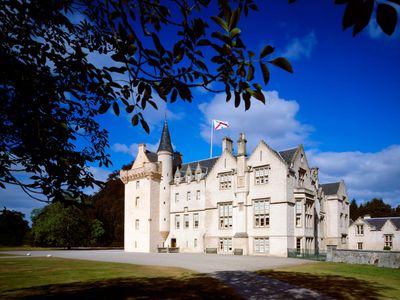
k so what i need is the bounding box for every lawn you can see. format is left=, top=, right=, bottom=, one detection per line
left=0, top=257, right=241, bottom=299
left=258, top=262, right=400, bottom=300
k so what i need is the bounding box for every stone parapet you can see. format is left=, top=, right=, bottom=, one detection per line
left=120, top=163, right=161, bottom=183
left=327, top=248, right=400, bottom=268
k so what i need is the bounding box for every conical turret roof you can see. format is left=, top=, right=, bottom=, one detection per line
left=157, top=121, right=173, bottom=153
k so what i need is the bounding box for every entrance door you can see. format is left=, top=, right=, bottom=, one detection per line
left=171, top=238, right=176, bottom=248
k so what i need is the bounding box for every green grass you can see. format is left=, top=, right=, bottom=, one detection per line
left=0, top=257, right=241, bottom=299
left=258, top=262, right=400, bottom=300
left=0, top=253, right=21, bottom=257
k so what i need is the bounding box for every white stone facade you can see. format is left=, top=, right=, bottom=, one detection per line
left=121, top=123, right=349, bottom=257
left=348, top=216, right=400, bottom=251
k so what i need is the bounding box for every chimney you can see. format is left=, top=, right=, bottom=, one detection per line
left=363, top=214, right=371, bottom=219
left=222, top=137, right=233, bottom=153
left=138, top=143, right=146, bottom=154
left=237, top=133, right=247, bottom=156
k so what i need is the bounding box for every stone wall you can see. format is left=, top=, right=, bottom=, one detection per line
left=326, top=245, right=400, bottom=268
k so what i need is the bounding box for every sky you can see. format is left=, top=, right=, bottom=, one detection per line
left=1, top=1, right=399, bottom=221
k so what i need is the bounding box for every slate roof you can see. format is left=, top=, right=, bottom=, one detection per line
left=175, top=157, right=219, bottom=183
left=365, top=217, right=400, bottom=231
left=278, top=148, right=297, bottom=165
left=157, top=121, right=173, bottom=153
left=146, top=150, right=158, bottom=162
left=320, top=182, right=341, bottom=195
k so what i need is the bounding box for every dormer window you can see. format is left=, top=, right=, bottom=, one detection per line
left=298, top=169, right=306, bottom=187
left=219, top=172, right=232, bottom=190
left=356, top=224, right=364, bottom=235
left=254, top=165, right=270, bottom=185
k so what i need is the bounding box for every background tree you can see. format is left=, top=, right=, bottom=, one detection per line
left=31, top=202, right=104, bottom=248
left=0, top=208, right=29, bottom=246
left=349, top=198, right=359, bottom=221
left=349, top=198, right=399, bottom=219
left=1, top=0, right=398, bottom=204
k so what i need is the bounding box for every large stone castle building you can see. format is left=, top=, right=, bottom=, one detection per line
left=120, top=122, right=349, bottom=256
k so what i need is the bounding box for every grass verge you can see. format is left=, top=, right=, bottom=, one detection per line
left=258, top=262, right=400, bottom=300
left=0, top=257, right=241, bottom=299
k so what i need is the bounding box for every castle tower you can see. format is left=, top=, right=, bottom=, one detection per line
left=157, top=120, right=173, bottom=246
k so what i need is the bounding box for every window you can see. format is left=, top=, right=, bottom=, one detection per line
left=356, top=225, right=364, bottom=235
left=135, top=219, right=139, bottom=230
left=175, top=215, right=180, bottom=229
left=358, top=242, right=363, bottom=250
left=219, top=203, right=233, bottom=229
left=298, top=169, right=306, bottom=187
left=254, top=237, right=269, bottom=253
left=305, top=202, right=313, bottom=228
left=254, top=165, right=270, bottom=185
left=175, top=193, right=179, bottom=203
left=194, top=238, right=198, bottom=248
left=296, top=199, right=302, bottom=227
left=254, top=199, right=270, bottom=227
left=135, top=196, right=139, bottom=207
left=184, top=214, right=189, bottom=228
left=219, top=173, right=232, bottom=190
left=193, top=213, right=199, bottom=229
left=384, top=235, right=393, bottom=248
left=296, top=237, right=301, bottom=253
left=219, top=238, right=232, bottom=252
left=187, top=191, right=191, bottom=201
left=341, top=234, right=347, bottom=244
left=305, top=237, right=313, bottom=250
left=196, top=190, right=200, bottom=200
left=136, top=181, right=140, bottom=189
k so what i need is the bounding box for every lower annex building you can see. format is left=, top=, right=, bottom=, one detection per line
left=120, top=121, right=349, bottom=257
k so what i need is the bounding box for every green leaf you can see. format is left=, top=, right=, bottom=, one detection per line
left=234, top=91, right=240, bottom=108
left=98, top=103, right=111, bottom=114
left=247, top=64, right=255, bottom=81
left=170, top=89, right=178, bottom=103
left=211, top=16, right=229, bottom=32
left=225, top=84, right=231, bottom=102
left=253, top=89, right=265, bottom=104
left=229, top=8, right=241, bottom=30
left=132, top=114, right=139, bottom=126
left=152, top=33, right=165, bottom=54
left=259, top=62, right=270, bottom=85
left=126, top=105, right=135, bottom=113
left=260, top=45, right=274, bottom=59
left=243, top=92, right=251, bottom=111
left=140, top=118, right=150, bottom=134
left=230, top=27, right=241, bottom=38
left=269, top=57, right=293, bottom=73
left=113, top=102, right=120, bottom=116
left=197, top=39, right=211, bottom=46
left=377, top=3, right=397, bottom=36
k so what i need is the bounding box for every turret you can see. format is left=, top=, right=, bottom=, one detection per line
left=157, top=120, right=173, bottom=245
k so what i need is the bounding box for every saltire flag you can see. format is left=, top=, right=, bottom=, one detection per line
left=213, top=119, right=229, bottom=130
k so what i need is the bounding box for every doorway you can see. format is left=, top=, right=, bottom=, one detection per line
left=171, top=238, right=176, bottom=248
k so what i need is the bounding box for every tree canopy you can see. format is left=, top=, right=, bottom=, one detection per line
left=349, top=198, right=400, bottom=220
left=1, top=0, right=398, bottom=203
left=0, top=208, right=29, bottom=246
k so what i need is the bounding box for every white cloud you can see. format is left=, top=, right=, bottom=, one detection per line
left=112, top=142, right=159, bottom=157
left=88, top=166, right=112, bottom=182
left=199, top=90, right=312, bottom=151
left=281, top=31, right=317, bottom=60
left=307, top=145, right=400, bottom=206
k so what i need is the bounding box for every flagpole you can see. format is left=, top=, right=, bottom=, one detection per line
left=210, top=120, right=213, bottom=158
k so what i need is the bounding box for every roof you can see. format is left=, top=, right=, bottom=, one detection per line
left=146, top=150, right=158, bottom=162
left=157, top=121, right=173, bottom=153
left=175, top=157, right=219, bottom=183
left=279, top=148, right=297, bottom=164
left=320, top=182, right=341, bottom=195
left=365, top=217, right=400, bottom=231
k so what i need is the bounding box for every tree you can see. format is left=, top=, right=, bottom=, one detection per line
left=349, top=198, right=359, bottom=221
left=1, top=0, right=397, bottom=203
left=0, top=208, right=29, bottom=246
left=31, top=202, right=104, bottom=248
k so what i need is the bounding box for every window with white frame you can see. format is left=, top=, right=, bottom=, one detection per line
left=384, top=235, right=393, bottom=248
left=356, top=225, right=364, bottom=235
left=175, top=215, right=180, bottom=229
left=296, top=199, right=302, bottom=227
left=193, top=213, right=199, bottom=229
left=196, top=190, right=200, bottom=200
left=219, top=173, right=232, bottom=190
left=305, top=202, right=313, bottom=228
left=305, top=237, right=313, bottom=250
left=135, top=219, right=139, bottom=230
left=254, top=237, right=269, bottom=253
left=184, top=214, right=189, bottom=228
left=135, top=196, right=139, bottom=207
left=358, top=242, right=363, bottom=250
left=254, top=199, right=270, bottom=227
left=187, top=191, right=191, bottom=201
left=219, top=237, right=232, bottom=252
left=175, top=193, right=179, bottom=202
left=298, top=169, right=306, bottom=187
left=219, top=203, right=233, bottom=229
left=254, top=165, right=270, bottom=185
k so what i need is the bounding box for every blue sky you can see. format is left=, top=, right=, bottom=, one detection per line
left=1, top=1, right=399, bottom=220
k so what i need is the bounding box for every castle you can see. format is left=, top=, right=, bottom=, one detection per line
left=120, top=121, right=349, bottom=256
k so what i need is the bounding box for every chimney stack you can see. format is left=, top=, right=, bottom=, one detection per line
left=222, top=137, right=233, bottom=154
left=237, top=133, right=247, bottom=156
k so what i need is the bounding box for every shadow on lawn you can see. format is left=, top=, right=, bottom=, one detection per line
left=5, top=275, right=243, bottom=300
left=257, top=270, right=390, bottom=300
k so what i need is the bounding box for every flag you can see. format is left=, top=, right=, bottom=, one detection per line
left=213, top=119, right=229, bottom=130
